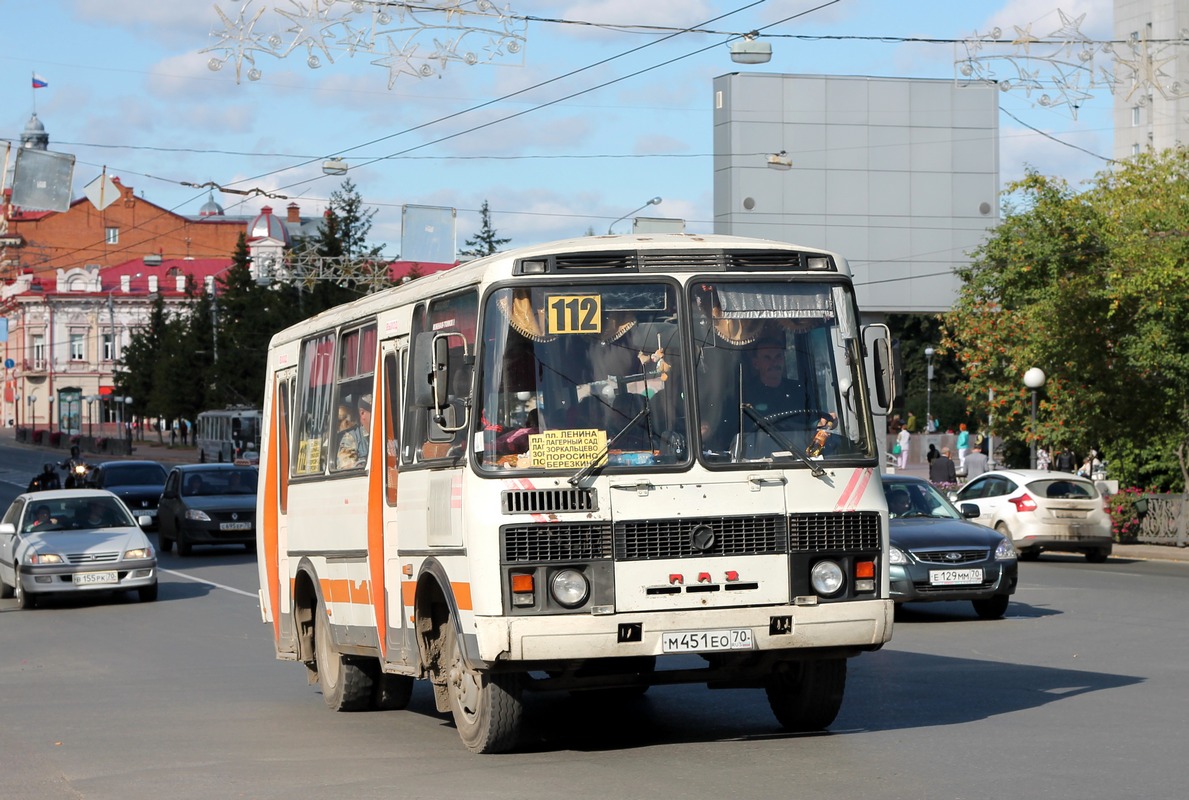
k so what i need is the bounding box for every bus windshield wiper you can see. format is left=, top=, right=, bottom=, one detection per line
left=740, top=405, right=825, bottom=478
left=568, top=405, right=651, bottom=487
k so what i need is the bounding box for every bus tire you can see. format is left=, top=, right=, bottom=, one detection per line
left=442, top=620, right=523, bottom=753
left=314, top=601, right=374, bottom=711
left=765, top=658, right=846, bottom=732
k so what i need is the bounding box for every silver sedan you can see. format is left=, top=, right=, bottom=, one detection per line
left=0, top=489, right=158, bottom=609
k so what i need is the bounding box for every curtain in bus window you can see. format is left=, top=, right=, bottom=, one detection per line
left=383, top=351, right=400, bottom=504
left=295, top=334, right=336, bottom=475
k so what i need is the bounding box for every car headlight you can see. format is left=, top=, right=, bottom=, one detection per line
left=185, top=509, right=212, bottom=521
left=810, top=560, right=845, bottom=596
left=888, top=545, right=907, bottom=565
left=994, top=539, right=1017, bottom=561
left=28, top=552, right=64, bottom=565
left=549, top=568, right=590, bottom=608
left=125, top=547, right=153, bottom=560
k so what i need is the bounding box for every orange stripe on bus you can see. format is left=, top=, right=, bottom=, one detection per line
left=262, top=382, right=282, bottom=641
left=398, top=580, right=472, bottom=611
left=367, top=348, right=388, bottom=657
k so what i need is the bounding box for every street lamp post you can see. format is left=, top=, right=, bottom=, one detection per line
left=607, top=196, right=661, bottom=235
left=924, top=346, right=935, bottom=433
left=1024, top=367, right=1047, bottom=469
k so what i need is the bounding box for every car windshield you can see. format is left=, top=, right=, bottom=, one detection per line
left=884, top=481, right=963, bottom=520
left=182, top=469, right=258, bottom=497
left=22, top=497, right=135, bottom=532
left=104, top=464, right=167, bottom=486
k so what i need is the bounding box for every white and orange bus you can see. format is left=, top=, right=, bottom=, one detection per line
left=256, top=233, right=898, bottom=753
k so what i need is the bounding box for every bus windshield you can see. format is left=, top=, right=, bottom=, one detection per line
left=691, top=280, right=873, bottom=465
left=476, top=279, right=874, bottom=472
left=477, top=282, right=686, bottom=471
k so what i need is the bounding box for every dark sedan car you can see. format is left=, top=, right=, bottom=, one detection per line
left=157, top=464, right=258, bottom=556
left=86, top=460, right=168, bottom=531
left=883, top=474, right=1019, bottom=620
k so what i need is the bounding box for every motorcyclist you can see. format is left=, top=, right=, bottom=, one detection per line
left=60, top=445, right=91, bottom=489
left=27, top=462, right=62, bottom=493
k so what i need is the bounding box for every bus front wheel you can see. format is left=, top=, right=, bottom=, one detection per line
left=765, top=658, right=846, bottom=732
left=441, top=621, right=523, bottom=753
left=314, top=601, right=374, bottom=711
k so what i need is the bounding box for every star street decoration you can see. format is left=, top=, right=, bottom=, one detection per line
left=203, top=0, right=527, bottom=87
left=955, top=9, right=1189, bottom=119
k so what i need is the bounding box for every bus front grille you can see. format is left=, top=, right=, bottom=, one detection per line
left=614, top=515, right=787, bottom=561
left=501, top=488, right=597, bottom=514
left=788, top=511, right=881, bottom=552
left=502, top=523, right=612, bottom=563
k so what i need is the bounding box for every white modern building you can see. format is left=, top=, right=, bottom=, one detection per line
left=712, top=73, right=1000, bottom=316
left=1114, top=0, right=1189, bottom=158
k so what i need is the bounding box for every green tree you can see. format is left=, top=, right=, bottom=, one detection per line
left=941, top=152, right=1189, bottom=490
left=114, top=295, right=170, bottom=431
left=460, top=200, right=510, bottom=257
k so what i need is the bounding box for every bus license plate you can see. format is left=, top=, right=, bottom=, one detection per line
left=74, top=571, right=118, bottom=585
left=661, top=629, right=754, bottom=654
left=220, top=522, right=252, bottom=531
left=929, top=568, right=983, bottom=586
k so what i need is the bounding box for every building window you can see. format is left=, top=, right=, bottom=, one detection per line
left=31, top=333, right=45, bottom=367
left=70, top=332, right=85, bottom=361
left=106, top=227, right=119, bottom=244
left=102, top=332, right=114, bottom=361
left=1132, top=143, right=1141, bottom=156
left=1132, top=106, right=1141, bottom=126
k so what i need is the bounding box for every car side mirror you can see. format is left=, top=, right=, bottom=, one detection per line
left=0, top=522, right=15, bottom=536
left=960, top=503, right=980, bottom=518
left=137, top=515, right=153, bottom=529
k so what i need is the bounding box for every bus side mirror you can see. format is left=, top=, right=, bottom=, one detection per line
left=862, top=324, right=899, bottom=413
left=413, top=332, right=450, bottom=410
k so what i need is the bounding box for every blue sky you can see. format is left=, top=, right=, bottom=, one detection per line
left=1, top=0, right=1116, bottom=257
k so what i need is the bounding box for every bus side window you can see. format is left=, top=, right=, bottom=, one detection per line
left=405, top=291, right=477, bottom=463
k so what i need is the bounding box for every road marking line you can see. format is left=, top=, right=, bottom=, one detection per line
left=159, top=567, right=257, bottom=598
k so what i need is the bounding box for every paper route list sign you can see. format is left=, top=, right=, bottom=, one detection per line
left=527, top=428, right=607, bottom=470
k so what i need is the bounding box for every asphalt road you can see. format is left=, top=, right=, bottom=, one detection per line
left=2, top=442, right=1188, bottom=799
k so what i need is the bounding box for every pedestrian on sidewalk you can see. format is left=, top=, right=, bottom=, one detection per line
left=956, top=423, right=970, bottom=470
left=896, top=424, right=910, bottom=469
left=929, top=446, right=957, bottom=484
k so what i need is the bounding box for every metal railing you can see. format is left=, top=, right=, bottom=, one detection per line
left=1134, top=494, right=1189, bottom=547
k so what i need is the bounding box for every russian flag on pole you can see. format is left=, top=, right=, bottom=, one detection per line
left=32, top=73, right=48, bottom=89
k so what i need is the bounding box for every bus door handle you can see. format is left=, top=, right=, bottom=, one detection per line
left=747, top=474, right=787, bottom=492
left=610, top=480, right=655, bottom=497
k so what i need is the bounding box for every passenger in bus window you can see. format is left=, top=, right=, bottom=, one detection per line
left=336, top=402, right=363, bottom=469
left=356, top=394, right=372, bottom=462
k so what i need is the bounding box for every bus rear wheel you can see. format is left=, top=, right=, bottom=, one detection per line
left=314, top=601, right=374, bottom=711
left=442, top=621, right=523, bottom=753
left=765, top=658, right=846, bottom=732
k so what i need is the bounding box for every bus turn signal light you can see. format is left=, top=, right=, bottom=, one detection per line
left=511, top=574, right=534, bottom=593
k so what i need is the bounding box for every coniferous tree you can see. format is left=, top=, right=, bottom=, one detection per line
left=460, top=200, right=510, bottom=257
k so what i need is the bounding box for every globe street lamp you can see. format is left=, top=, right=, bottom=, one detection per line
left=924, top=346, right=935, bottom=433
left=1024, top=367, right=1047, bottom=469
left=607, top=196, right=661, bottom=235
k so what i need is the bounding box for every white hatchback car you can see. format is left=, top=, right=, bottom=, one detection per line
left=0, top=489, right=158, bottom=609
left=952, top=469, right=1113, bottom=562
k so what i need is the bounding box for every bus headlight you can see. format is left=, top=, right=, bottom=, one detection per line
left=810, top=560, right=845, bottom=597
left=550, top=568, right=590, bottom=608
